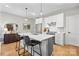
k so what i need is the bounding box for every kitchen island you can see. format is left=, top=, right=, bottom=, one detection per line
left=19, top=33, right=55, bottom=56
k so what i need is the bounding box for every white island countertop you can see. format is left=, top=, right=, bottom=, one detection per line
left=29, top=34, right=54, bottom=41
left=19, top=33, right=54, bottom=41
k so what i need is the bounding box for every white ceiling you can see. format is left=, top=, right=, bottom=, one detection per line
left=0, top=3, right=79, bottom=19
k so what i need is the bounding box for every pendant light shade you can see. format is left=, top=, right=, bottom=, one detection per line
left=25, top=8, right=28, bottom=21
left=40, top=3, right=43, bottom=17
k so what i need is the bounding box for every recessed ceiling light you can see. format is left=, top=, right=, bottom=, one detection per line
left=5, top=5, right=9, bottom=8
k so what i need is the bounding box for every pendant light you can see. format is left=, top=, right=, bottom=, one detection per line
left=40, top=3, right=43, bottom=33
left=40, top=3, right=43, bottom=17
left=40, top=3, right=45, bottom=33
left=24, top=8, right=28, bottom=21
left=40, top=3, right=49, bottom=33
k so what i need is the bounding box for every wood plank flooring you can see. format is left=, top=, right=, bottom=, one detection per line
left=0, top=42, right=79, bottom=56
left=1, top=42, right=32, bottom=56
left=53, top=44, right=79, bottom=56
left=0, top=42, right=1, bottom=55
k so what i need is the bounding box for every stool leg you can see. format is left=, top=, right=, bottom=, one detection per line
left=31, top=46, right=33, bottom=56
left=26, top=45, right=28, bottom=53
left=39, top=44, right=42, bottom=56
left=18, top=41, right=20, bottom=56
left=24, top=44, right=26, bottom=55
left=33, top=46, right=34, bottom=56
left=15, top=42, right=18, bottom=51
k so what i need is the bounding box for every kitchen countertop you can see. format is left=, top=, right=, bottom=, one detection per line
left=19, top=33, right=54, bottom=41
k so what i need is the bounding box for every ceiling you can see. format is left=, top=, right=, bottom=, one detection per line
left=0, top=3, right=79, bottom=19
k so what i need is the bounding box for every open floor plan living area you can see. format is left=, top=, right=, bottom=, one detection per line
left=0, top=3, right=79, bottom=56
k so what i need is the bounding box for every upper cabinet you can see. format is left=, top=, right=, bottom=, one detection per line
left=35, top=13, right=64, bottom=27
left=56, top=13, right=64, bottom=27
left=45, top=15, right=56, bottom=23
left=35, top=18, right=42, bottom=24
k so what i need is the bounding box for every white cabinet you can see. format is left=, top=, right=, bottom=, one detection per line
left=55, top=33, right=65, bottom=45
left=35, top=18, right=42, bottom=24
left=35, top=13, right=64, bottom=27
left=56, top=13, right=64, bottom=27
left=45, top=13, right=64, bottom=27
left=45, top=16, right=56, bottom=24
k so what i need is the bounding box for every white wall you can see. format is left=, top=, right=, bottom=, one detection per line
left=64, top=7, right=79, bottom=46
left=65, top=15, right=79, bottom=46
left=0, top=12, right=35, bottom=34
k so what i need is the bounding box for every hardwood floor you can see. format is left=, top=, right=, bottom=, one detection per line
left=0, top=42, right=79, bottom=56
left=0, top=42, right=1, bottom=55
left=53, top=44, right=79, bottom=56
left=1, top=42, right=32, bottom=56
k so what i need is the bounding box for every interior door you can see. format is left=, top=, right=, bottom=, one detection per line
left=66, top=15, right=79, bottom=46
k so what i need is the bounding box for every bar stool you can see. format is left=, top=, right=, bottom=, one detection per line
left=16, top=35, right=30, bottom=56
left=15, top=35, right=22, bottom=55
left=23, top=36, right=42, bottom=56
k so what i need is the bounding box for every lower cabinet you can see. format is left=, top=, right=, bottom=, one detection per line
left=48, top=37, right=55, bottom=56
left=33, top=37, right=55, bottom=56
left=4, top=34, right=19, bottom=44
left=20, top=37, right=55, bottom=56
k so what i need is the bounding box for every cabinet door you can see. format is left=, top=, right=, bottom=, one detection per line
left=36, top=24, right=42, bottom=33
left=56, top=13, right=64, bottom=27
left=48, top=37, right=55, bottom=56
left=35, top=18, right=42, bottom=24
left=45, top=16, right=56, bottom=24
left=55, top=33, right=65, bottom=46
left=41, top=40, right=48, bottom=56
